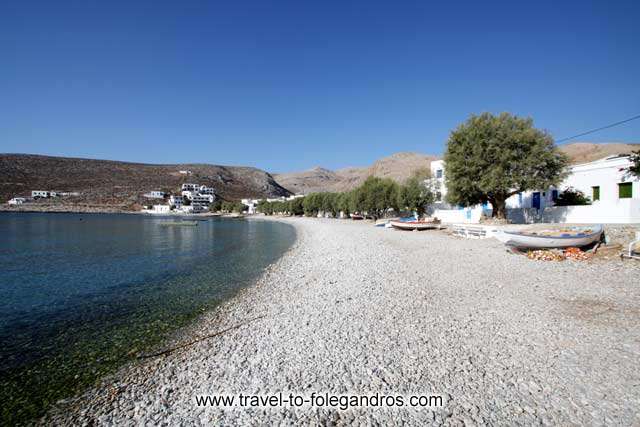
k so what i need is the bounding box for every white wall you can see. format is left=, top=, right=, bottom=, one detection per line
left=433, top=206, right=485, bottom=224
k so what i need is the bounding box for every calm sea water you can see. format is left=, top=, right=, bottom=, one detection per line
left=0, top=212, right=295, bottom=423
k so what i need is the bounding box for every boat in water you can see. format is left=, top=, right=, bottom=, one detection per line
left=493, top=225, right=604, bottom=249
left=160, top=221, right=199, bottom=227
left=390, top=218, right=441, bottom=231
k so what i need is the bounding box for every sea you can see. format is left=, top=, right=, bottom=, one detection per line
left=0, top=212, right=296, bottom=424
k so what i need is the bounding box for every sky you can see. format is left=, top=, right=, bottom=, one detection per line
left=1, top=1, right=639, bottom=172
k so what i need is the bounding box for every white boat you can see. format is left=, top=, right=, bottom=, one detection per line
left=390, top=218, right=441, bottom=231
left=493, top=225, right=604, bottom=249
left=374, top=217, right=399, bottom=227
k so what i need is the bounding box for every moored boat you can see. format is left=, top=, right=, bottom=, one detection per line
left=160, top=221, right=199, bottom=227
left=493, top=225, right=604, bottom=249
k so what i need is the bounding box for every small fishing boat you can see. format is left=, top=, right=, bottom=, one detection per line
left=350, top=214, right=364, bottom=220
left=493, top=225, right=604, bottom=249
left=160, top=221, right=199, bottom=227
left=390, top=218, right=441, bottom=231
left=374, top=217, right=399, bottom=227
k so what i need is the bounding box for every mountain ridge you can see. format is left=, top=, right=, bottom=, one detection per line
left=0, top=153, right=290, bottom=206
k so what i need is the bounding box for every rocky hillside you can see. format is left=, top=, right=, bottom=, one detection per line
left=0, top=154, right=290, bottom=208
left=274, top=152, right=439, bottom=194
left=559, top=142, right=639, bottom=164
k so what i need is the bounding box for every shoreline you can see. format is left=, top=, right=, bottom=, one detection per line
left=42, top=216, right=640, bottom=425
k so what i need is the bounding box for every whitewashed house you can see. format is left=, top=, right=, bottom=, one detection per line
left=199, top=185, right=215, bottom=195
left=181, top=183, right=199, bottom=192
left=32, top=190, right=52, bottom=198
left=431, top=154, right=640, bottom=224
left=182, top=190, right=195, bottom=200
left=241, top=198, right=260, bottom=214
left=169, top=195, right=183, bottom=208
left=192, top=194, right=214, bottom=204
left=143, top=191, right=165, bottom=199
left=152, top=205, right=170, bottom=214
left=8, top=197, right=27, bottom=205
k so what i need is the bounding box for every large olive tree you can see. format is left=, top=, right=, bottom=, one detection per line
left=444, top=112, right=567, bottom=219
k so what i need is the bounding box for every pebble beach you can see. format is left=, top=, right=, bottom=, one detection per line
left=44, top=217, right=640, bottom=425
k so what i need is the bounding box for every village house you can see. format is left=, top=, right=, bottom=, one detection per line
left=431, top=154, right=640, bottom=224
left=169, top=195, right=184, bottom=208
left=8, top=197, right=28, bottom=205
left=144, top=191, right=165, bottom=199
left=181, top=183, right=199, bottom=192
left=32, top=190, right=55, bottom=198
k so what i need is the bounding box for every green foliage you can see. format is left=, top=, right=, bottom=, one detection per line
left=256, top=172, right=437, bottom=219
left=397, top=170, right=435, bottom=216
left=221, top=201, right=245, bottom=213
left=629, top=150, right=640, bottom=178
left=444, top=112, right=568, bottom=218
left=210, top=199, right=222, bottom=212
left=554, top=187, right=591, bottom=206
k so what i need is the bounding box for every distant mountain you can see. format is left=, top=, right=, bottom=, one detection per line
left=559, top=142, right=639, bottom=164
left=274, top=152, right=439, bottom=194
left=0, top=154, right=290, bottom=207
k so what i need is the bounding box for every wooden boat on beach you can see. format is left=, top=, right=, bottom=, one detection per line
left=390, top=218, right=441, bottom=231
left=493, top=225, right=604, bottom=249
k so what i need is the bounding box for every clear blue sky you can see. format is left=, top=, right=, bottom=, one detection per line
left=1, top=1, right=639, bottom=172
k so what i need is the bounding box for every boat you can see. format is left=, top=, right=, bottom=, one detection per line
left=350, top=214, right=364, bottom=220
left=160, top=221, right=199, bottom=227
left=374, top=217, right=399, bottom=227
left=390, top=218, right=441, bottom=231
left=493, top=225, right=604, bottom=249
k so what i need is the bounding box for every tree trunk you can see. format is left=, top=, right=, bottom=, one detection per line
left=491, top=197, right=507, bottom=219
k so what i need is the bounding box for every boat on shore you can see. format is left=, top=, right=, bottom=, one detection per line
left=493, top=225, right=604, bottom=249
left=390, top=218, right=441, bottom=231
left=350, top=213, right=364, bottom=220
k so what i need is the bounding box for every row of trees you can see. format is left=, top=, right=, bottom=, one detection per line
left=257, top=172, right=435, bottom=219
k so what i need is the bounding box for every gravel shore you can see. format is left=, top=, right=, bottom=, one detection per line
left=45, top=217, right=640, bottom=425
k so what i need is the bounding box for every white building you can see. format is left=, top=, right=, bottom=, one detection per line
left=8, top=197, right=27, bottom=205
left=199, top=185, right=215, bottom=195
left=32, top=190, right=52, bottom=198
left=179, top=170, right=192, bottom=175
left=144, top=191, right=165, bottom=199
left=181, top=183, right=199, bottom=191
left=241, top=198, right=260, bottom=214
left=432, top=155, right=640, bottom=224
left=182, top=190, right=195, bottom=200
left=169, top=195, right=184, bottom=207
left=430, top=160, right=446, bottom=203
left=192, top=194, right=214, bottom=204
left=152, top=205, right=171, bottom=214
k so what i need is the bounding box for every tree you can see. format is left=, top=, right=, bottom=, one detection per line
left=289, top=197, right=304, bottom=216
left=628, top=150, right=640, bottom=178
left=444, top=112, right=568, bottom=219
left=397, top=169, right=434, bottom=216
left=554, top=187, right=591, bottom=206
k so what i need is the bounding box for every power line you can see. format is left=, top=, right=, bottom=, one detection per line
left=556, top=113, right=640, bottom=143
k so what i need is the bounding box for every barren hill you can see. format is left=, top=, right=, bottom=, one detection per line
left=0, top=154, right=290, bottom=208
left=274, top=152, right=438, bottom=194
left=559, top=142, right=639, bottom=164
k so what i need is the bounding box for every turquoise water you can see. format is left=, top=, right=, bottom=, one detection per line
left=0, top=212, right=295, bottom=424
